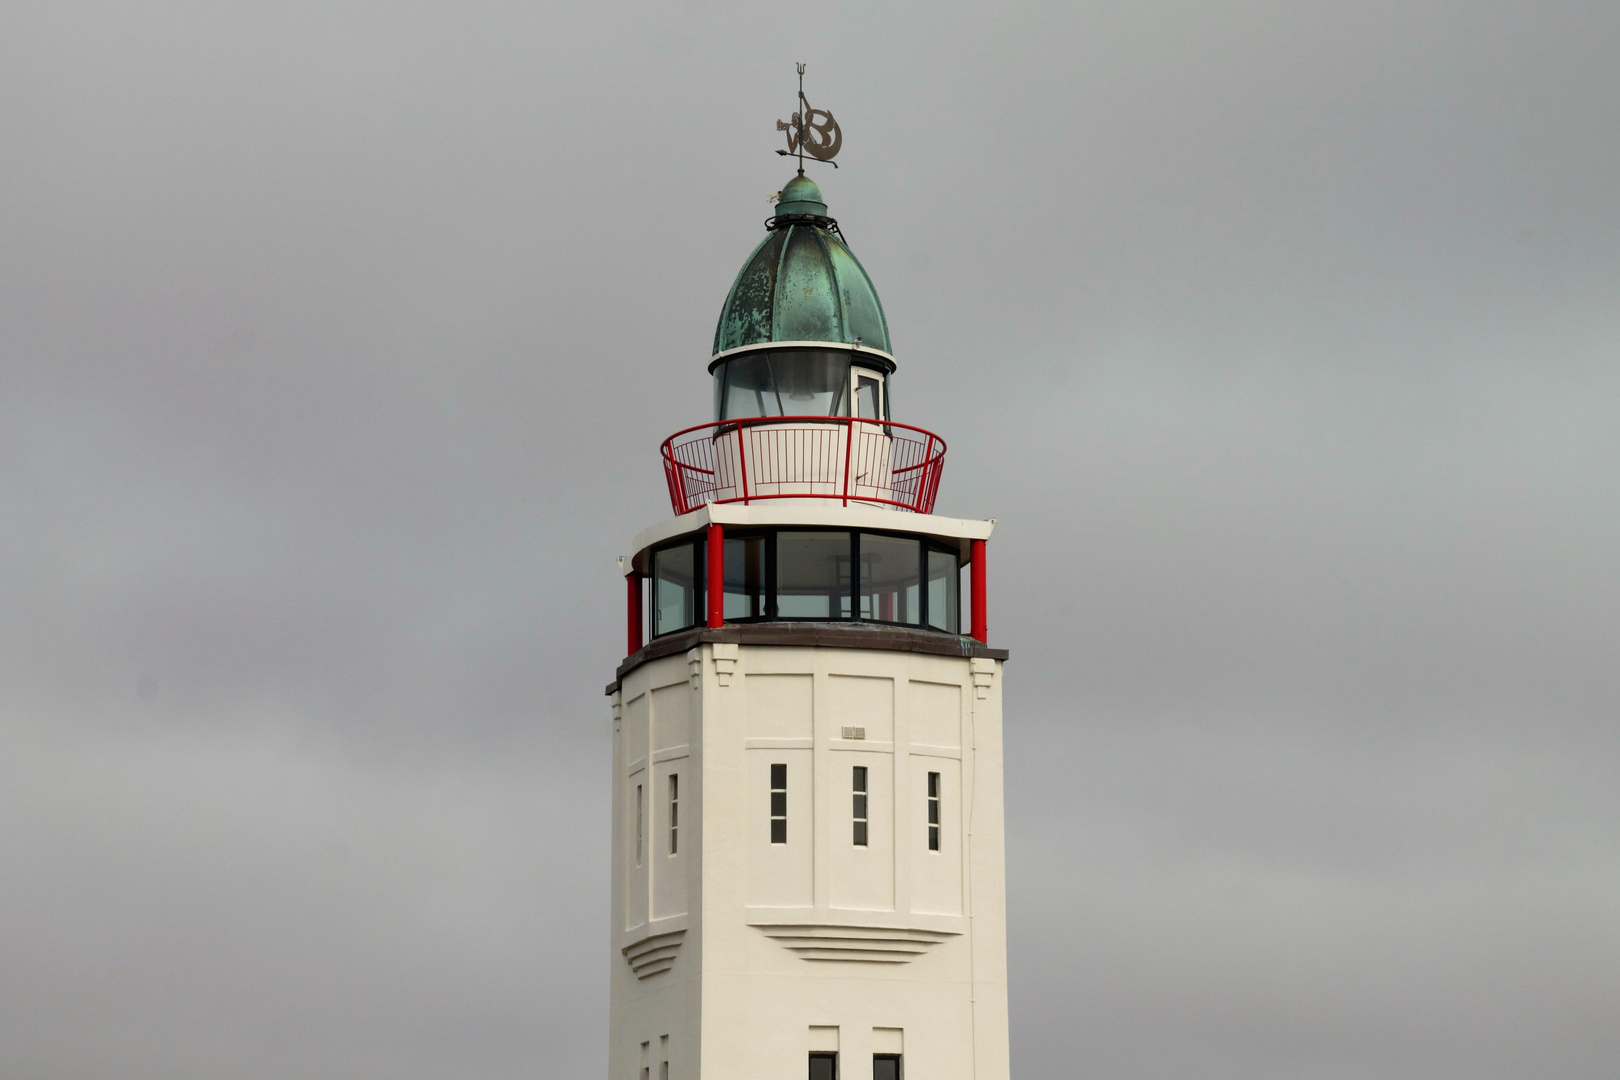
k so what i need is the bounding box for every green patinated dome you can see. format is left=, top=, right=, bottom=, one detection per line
left=712, top=176, right=893, bottom=359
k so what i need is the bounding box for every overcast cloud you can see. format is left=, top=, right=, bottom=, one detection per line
left=2, top=2, right=1617, bottom=1078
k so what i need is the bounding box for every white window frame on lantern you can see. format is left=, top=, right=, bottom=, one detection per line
left=852, top=366, right=886, bottom=421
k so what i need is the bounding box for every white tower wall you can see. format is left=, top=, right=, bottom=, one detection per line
left=609, top=630, right=1008, bottom=1080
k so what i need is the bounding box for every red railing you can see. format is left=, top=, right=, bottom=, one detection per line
left=661, top=416, right=947, bottom=516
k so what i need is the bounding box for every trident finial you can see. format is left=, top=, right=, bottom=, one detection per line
left=775, top=62, right=841, bottom=174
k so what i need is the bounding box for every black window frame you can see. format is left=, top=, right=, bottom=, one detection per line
left=873, top=1054, right=902, bottom=1080
left=769, top=763, right=788, bottom=845
left=927, top=771, right=941, bottom=852
left=808, top=1052, right=839, bottom=1080
left=852, top=765, right=869, bottom=847
left=668, top=772, right=678, bottom=856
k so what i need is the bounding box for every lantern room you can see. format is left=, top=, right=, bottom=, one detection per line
left=624, top=172, right=993, bottom=661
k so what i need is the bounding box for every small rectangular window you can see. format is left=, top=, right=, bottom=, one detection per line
left=855, top=371, right=883, bottom=420
left=873, top=1055, right=901, bottom=1080
left=852, top=766, right=868, bottom=847
left=660, top=1034, right=669, bottom=1080
left=808, top=1052, right=838, bottom=1080
left=927, top=772, right=940, bottom=852
left=668, top=774, right=679, bottom=855
left=770, top=763, right=788, bottom=844
left=636, top=783, right=644, bottom=865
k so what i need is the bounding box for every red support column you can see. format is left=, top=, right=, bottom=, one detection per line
left=970, top=539, right=988, bottom=643
left=626, top=572, right=643, bottom=657
left=706, top=522, right=725, bottom=629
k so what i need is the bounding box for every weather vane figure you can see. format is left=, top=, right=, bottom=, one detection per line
left=776, top=62, right=841, bottom=173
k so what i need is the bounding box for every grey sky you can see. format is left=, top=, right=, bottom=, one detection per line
left=2, top=2, right=1617, bottom=1077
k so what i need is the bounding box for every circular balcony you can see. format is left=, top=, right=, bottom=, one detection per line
left=661, top=416, right=947, bottom=516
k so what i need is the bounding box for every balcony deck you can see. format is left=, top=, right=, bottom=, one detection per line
left=661, top=416, right=947, bottom=516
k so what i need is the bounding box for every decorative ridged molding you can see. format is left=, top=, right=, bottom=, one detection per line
left=970, top=656, right=996, bottom=700
left=622, top=929, right=685, bottom=979
left=753, top=923, right=958, bottom=964
left=711, top=641, right=738, bottom=686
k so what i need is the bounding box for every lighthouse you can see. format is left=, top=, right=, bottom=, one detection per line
left=606, top=141, right=1010, bottom=1080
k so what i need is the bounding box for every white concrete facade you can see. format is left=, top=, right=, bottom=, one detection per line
left=608, top=626, right=1010, bottom=1080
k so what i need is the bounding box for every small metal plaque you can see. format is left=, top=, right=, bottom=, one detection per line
left=841, top=726, right=866, bottom=740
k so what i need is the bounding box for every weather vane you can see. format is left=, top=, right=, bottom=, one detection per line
left=776, top=63, right=841, bottom=173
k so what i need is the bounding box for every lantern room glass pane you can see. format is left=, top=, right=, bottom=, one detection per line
left=724, top=535, right=768, bottom=619
left=859, top=534, right=921, bottom=626
left=652, top=541, right=698, bottom=637
left=715, top=350, right=852, bottom=420
left=776, top=531, right=851, bottom=618
left=927, top=548, right=960, bottom=633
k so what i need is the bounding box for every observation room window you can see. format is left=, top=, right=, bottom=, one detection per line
left=859, top=534, right=921, bottom=626
left=776, top=532, right=852, bottom=619
left=657, top=529, right=962, bottom=634
left=723, top=534, right=768, bottom=620
left=713, top=348, right=888, bottom=422
left=927, top=548, right=959, bottom=632
left=651, top=539, right=702, bottom=637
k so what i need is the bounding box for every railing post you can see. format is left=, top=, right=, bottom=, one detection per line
left=929, top=436, right=943, bottom=512
left=735, top=422, right=750, bottom=505
left=970, top=539, right=988, bottom=643
left=665, top=454, right=684, bottom=516
left=626, top=572, right=643, bottom=656
left=706, top=522, right=725, bottom=629
left=842, top=417, right=854, bottom=506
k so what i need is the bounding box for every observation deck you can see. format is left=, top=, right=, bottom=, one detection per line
left=661, top=416, right=946, bottom=516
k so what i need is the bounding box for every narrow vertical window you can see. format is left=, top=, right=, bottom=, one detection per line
left=659, top=1034, right=670, bottom=1080
left=636, top=784, right=644, bottom=866
left=852, top=766, right=868, bottom=846
left=808, top=1052, right=838, bottom=1080
left=668, top=774, right=679, bottom=855
left=927, top=772, right=940, bottom=852
left=640, top=1041, right=650, bottom=1080
left=770, top=763, right=788, bottom=844
left=873, top=1055, right=901, bottom=1080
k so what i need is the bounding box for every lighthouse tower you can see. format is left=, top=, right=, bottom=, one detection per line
left=607, top=170, right=1010, bottom=1080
